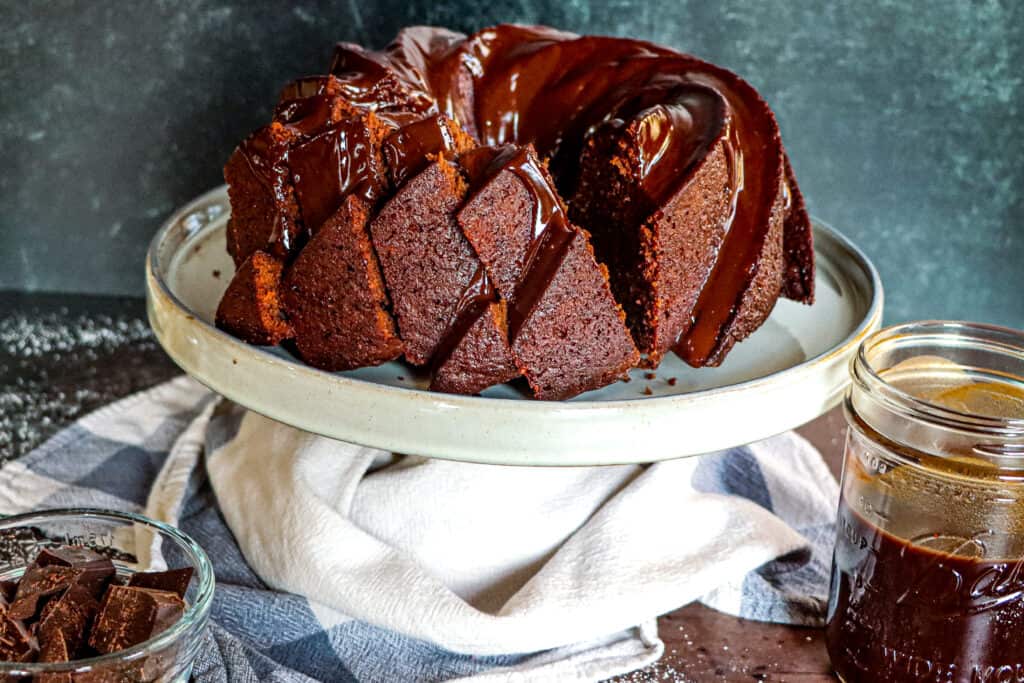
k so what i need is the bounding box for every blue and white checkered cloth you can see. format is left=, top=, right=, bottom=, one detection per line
left=0, top=377, right=839, bottom=682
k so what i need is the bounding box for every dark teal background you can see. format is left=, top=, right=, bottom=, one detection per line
left=2, top=1, right=1021, bottom=326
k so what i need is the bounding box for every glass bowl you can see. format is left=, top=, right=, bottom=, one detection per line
left=0, top=508, right=215, bottom=682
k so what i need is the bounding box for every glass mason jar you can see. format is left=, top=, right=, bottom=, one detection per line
left=827, top=321, right=1024, bottom=683
left=0, top=508, right=214, bottom=682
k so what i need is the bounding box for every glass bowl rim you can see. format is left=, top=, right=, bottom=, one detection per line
left=0, top=507, right=215, bottom=674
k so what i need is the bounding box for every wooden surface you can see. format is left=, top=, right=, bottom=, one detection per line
left=3, top=290, right=847, bottom=681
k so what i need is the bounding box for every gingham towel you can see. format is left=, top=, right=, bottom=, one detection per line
left=0, top=376, right=839, bottom=682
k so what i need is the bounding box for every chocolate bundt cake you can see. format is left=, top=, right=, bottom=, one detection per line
left=215, top=24, right=814, bottom=400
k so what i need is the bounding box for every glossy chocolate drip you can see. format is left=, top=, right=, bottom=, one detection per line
left=430, top=266, right=497, bottom=371
left=238, top=126, right=299, bottom=257
left=381, top=114, right=458, bottom=187
left=278, top=75, right=332, bottom=103
left=330, top=40, right=436, bottom=113
left=628, top=88, right=726, bottom=204
left=274, top=77, right=335, bottom=138
left=289, top=118, right=385, bottom=235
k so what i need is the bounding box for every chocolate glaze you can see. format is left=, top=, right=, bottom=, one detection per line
left=625, top=88, right=726, bottom=205
left=429, top=266, right=498, bottom=372
left=671, top=67, right=781, bottom=365
left=274, top=75, right=340, bottom=135
left=320, top=25, right=793, bottom=365
left=288, top=118, right=385, bottom=235
left=381, top=114, right=459, bottom=187
left=237, top=125, right=299, bottom=257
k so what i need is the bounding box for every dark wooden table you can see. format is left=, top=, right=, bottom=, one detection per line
left=1, top=289, right=843, bottom=681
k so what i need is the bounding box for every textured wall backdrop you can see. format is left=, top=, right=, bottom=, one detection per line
left=1, top=0, right=1021, bottom=326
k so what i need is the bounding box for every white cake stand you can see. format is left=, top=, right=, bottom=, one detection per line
left=146, top=186, right=882, bottom=465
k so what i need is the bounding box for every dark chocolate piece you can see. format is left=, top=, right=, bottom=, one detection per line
left=36, top=629, right=73, bottom=683
left=38, top=628, right=70, bottom=663
left=36, top=546, right=115, bottom=597
left=37, top=584, right=100, bottom=654
left=0, top=612, right=37, bottom=662
left=8, top=566, right=79, bottom=620
left=89, top=586, right=184, bottom=655
left=126, top=568, right=194, bottom=600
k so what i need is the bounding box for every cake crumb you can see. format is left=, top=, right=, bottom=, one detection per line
left=644, top=372, right=656, bottom=380
left=397, top=375, right=405, bottom=381
left=642, top=386, right=653, bottom=396
left=622, top=375, right=632, bottom=383
left=667, top=377, right=677, bottom=386
left=212, top=269, right=221, bottom=278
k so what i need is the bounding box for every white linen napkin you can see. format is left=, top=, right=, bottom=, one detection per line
left=197, top=400, right=836, bottom=668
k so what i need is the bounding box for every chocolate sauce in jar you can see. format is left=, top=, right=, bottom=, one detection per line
left=828, top=499, right=1024, bottom=683
left=831, top=323, right=1024, bottom=683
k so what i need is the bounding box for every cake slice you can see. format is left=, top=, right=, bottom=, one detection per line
left=457, top=145, right=639, bottom=400
left=572, top=77, right=815, bottom=368
left=669, top=66, right=809, bottom=367
left=571, top=90, right=731, bottom=367
left=368, top=156, right=477, bottom=365
left=282, top=195, right=402, bottom=370
left=369, top=157, right=518, bottom=393
left=215, top=251, right=293, bottom=345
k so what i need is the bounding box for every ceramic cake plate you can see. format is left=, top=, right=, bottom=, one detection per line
left=146, top=186, right=882, bottom=465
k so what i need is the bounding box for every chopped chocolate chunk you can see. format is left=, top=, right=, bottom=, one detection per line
left=9, top=566, right=79, bottom=620
left=37, top=629, right=73, bottom=683
left=36, top=546, right=115, bottom=597
left=0, top=546, right=193, bottom=669
left=38, top=626, right=70, bottom=662
left=0, top=612, right=37, bottom=662
left=38, top=584, right=99, bottom=654
left=89, top=586, right=185, bottom=654
left=127, top=568, right=194, bottom=599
